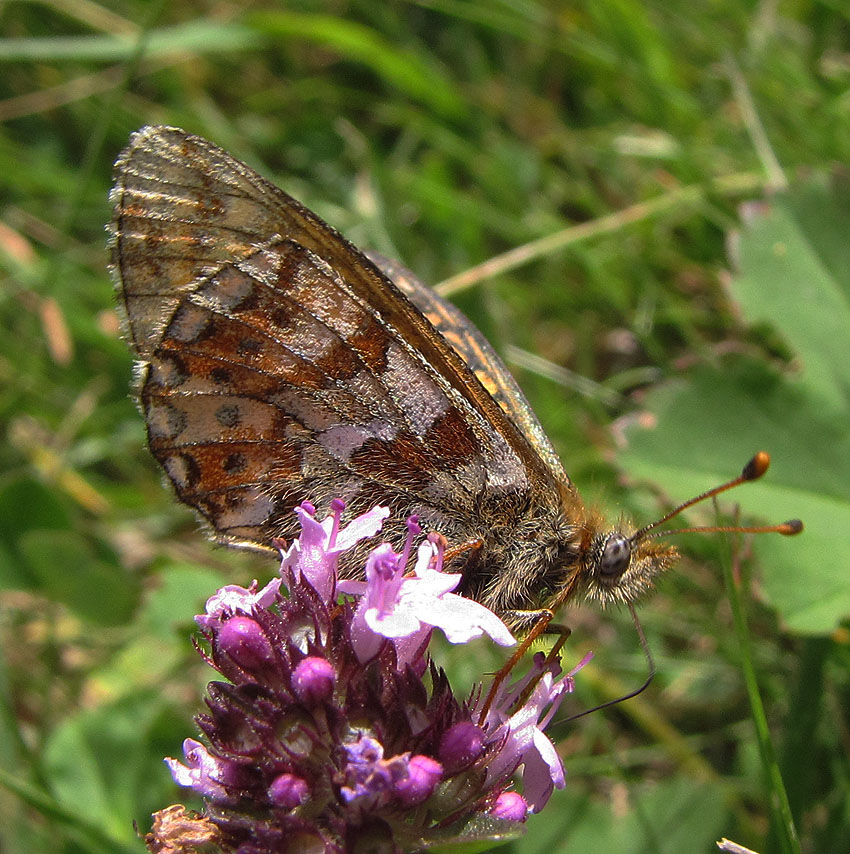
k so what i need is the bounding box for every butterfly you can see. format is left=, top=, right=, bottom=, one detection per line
left=110, top=126, right=797, bottom=633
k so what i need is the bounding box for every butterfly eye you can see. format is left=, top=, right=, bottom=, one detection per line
left=599, top=534, right=631, bottom=580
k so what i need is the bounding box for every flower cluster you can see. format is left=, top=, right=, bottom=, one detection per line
left=147, top=501, right=589, bottom=854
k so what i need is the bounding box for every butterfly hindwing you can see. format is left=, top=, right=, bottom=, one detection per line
left=366, top=252, right=571, bottom=492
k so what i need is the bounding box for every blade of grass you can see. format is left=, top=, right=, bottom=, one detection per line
left=725, top=54, right=787, bottom=192
left=249, top=12, right=465, bottom=119
left=435, top=172, right=765, bottom=295
left=0, top=20, right=258, bottom=61
left=721, top=535, right=802, bottom=854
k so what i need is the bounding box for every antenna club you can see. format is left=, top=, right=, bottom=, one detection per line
left=780, top=519, right=804, bottom=535
left=742, top=451, right=771, bottom=481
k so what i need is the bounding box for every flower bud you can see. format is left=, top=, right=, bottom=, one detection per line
left=438, top=722, right=485, bottom=773
left=292, top=656, right=335, bottom=705
left=491, top=791, right=528, bottom=822
left=395, top=754, right=442, bottom=806
left=217, top=616, right=273, bottom=671
left=268, top=773, right=309, bottom=810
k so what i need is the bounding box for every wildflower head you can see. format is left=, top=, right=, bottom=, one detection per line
left=147, top=502, right=588, bottom=853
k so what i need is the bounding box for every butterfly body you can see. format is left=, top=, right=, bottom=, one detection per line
left=110, top=126, right=676, bottom=629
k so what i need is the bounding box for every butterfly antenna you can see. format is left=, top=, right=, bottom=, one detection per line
left=560, top=454, right=802, bottom=726
left=631, top=451, right=803, bottom=544
left=561, top=603, right=655, bottom=724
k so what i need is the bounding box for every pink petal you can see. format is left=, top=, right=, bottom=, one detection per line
left=416, top=593, right=515, bottom=646
left=335, top=505, right=390, bottom=551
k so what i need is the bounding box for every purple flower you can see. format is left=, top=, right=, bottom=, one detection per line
left=339, top=736, right=444, bottom=811
left=395, top=755, right=442, bottom=806
left=342, top=527, right=515, bottom=666
left=216, top=616, right=274, bottom=671
left=195, top=578, right=281, bottom=631
left=339, top=734, right=409, bottom=805
left=478, top=651, right=593, bottom=812
left=291, top=656, right=335, bottom=705
left=438, top=721, right=486, bottom=773
left=165, top=739, right=233, bottom=801
left=148, top=501, right=588, bottom=854
left=278, top=499, right=388, bottom=600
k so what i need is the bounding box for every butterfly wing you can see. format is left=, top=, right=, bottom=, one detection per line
left=365, top=252, right=570, bottom=492
left=110, top=126, right=566, bottom=552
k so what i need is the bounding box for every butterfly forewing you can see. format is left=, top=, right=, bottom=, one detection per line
left=110, top=126, right=568, bottom=556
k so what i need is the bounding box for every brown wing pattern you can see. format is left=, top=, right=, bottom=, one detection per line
left=109, top=126, right=562, bottom=551
left=365, top=252, right=570, bottom=491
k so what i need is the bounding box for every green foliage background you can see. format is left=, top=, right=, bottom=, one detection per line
left=1, top=2, right=849, bottom=852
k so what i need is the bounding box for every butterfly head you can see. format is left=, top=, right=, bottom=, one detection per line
left=579, top=450, right=804, bottom=608
left=582, top=527, right=678, bottom=607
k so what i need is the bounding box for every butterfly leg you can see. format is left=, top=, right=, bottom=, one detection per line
left=479, top=609, right=564, bottom=719
left=442, top=537, right=484, bottom=568
left=515, top=620, right=572, bottom=709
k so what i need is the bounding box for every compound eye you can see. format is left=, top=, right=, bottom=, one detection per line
left=599, top=534, right=631, bottom=580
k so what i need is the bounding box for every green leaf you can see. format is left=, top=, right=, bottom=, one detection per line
left=733, top=176, right=850, bottom=411
left=0, top=21, right=261, bottom=61
left=42, top=694, right=177, bottom=850
left=519, top=778, right=727, bottom=854
left=0, top=478, right=141, bottom=623
left=140, top=562, right=219, bottom=635
left=619, top=176, right=850, bottom=634
left=0, top=478, right=73, bottom=564
left=415, top=812, right=523, bottom=852
left=17, top=529, right=138, bottom=626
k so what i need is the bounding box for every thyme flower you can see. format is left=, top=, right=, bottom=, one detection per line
left=147, top=501, right=588, bottom=853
